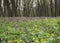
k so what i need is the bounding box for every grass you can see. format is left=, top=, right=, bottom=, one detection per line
left=0, top=18, right=60, bottom=43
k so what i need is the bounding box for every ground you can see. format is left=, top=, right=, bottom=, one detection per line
left=0, top=17, right=60, bottom=43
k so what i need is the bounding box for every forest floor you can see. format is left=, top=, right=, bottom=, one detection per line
left=1, top=17, right=60, bottom=22
left=0, top=17, right=60, bottom=43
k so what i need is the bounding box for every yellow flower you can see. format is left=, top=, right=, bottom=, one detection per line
left=41, top=39, right=46, bottom=43
left=41, top=39, right=43, bottom=42
left=17, top=41, right=20, bottom=43
left=14, top=40, right=18, bottom=41
left=8, top=40, right=11, bottom=43
left=43, top=39, right=46, bottom=43
left=20, top=39, right=22, bottom=42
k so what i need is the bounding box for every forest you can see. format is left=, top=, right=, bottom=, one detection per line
left=0, top=0, right=60, bottom=43
left=0, top=0, right=60, bottom=17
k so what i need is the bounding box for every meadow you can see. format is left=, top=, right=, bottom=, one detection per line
left=0, top=18, right=60, bottom=43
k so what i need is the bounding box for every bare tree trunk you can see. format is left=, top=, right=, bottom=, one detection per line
left=36, top=0, right=42, bottom=16
left=0, top=0, right=60, bottom=17
left=11, top=0, right=18, bottom=17
left=55, top=0, right=59, bottom=16
left=4, top=0, right=12, bottom=17
left=23, top=0, right=26, bottom=16
left=27, top=0, right=31, bottom=17
left=29, top=0, right=34, bottom=16
left=0, top=0, right=3, bottom=16
left=50, top=0, right=53, bottom=16
left=45, top=0, right=49, bottom=17
left=58, top=0, right=60, bottom=16
left=42, top=0, right=46, bottom=16
left=0, top=0, right=1, bottom=12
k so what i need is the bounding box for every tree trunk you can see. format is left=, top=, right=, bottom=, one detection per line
left=11, top=0, right=18, bottom=16
left=4, top=0, right=12, bottom=17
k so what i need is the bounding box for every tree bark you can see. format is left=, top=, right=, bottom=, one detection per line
left=11, top=0, right=18, bottom=16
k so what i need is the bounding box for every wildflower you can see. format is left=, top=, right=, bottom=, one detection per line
left=20, top=39, right=22, bottom=42
left=8, top=40, right=11, bottom=43
left=17, top=41, right=20, bottom=43
left=43, top=39, right=46, bottom=43
left=41, top=39, right=43, bottom=42
left=14, top=40, right=17, bottom=41
left=41, top=39, right=46, bottom=43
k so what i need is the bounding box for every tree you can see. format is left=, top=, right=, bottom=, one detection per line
left=10, top=0, right=18, bottom=16
left=0, top=0, right=3, bottom=16
left=55, top=0, right=59, bottom=16
left=4, top=0, right=12, bottom=16
left=0, top=0, right=60, bottom=17
left=50, top=0, right=53, bottom=16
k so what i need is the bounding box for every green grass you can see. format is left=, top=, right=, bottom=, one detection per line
left=0, top=18, right=60, bottom=43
